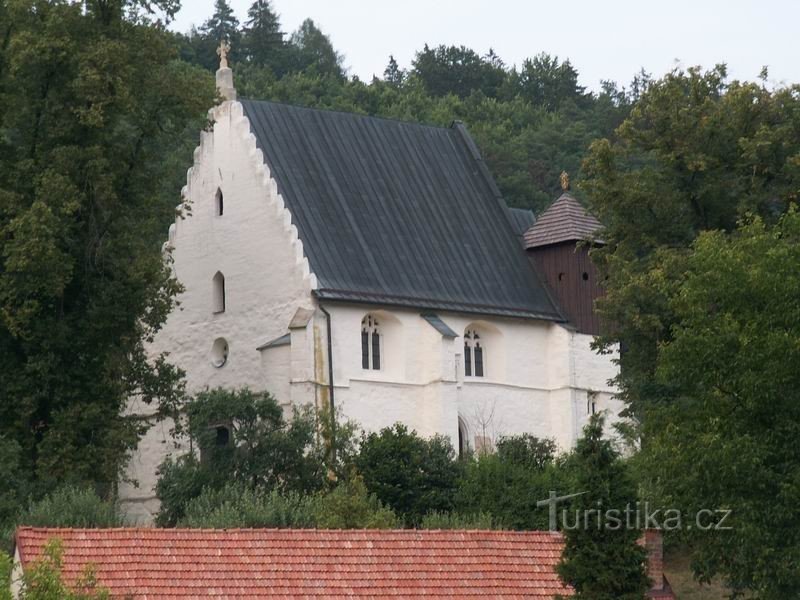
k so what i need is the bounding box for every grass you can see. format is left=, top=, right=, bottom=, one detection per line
left=663, top=547, right=734, bottom=599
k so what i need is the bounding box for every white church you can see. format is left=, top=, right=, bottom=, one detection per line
left=120, top=54, right=623, bottom=523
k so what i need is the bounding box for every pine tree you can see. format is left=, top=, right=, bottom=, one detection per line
left=194, top=0, right=241, bottom=69
left=202, top=0, right=240, bottom=44
left=383, top=55, right=404, bottom=86
left=243, top=0, right=285, bottom=72
left=557, top=415, right=649, bottom=599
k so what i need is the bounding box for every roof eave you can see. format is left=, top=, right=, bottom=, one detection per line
left=314, top=289, right=565, bottom=322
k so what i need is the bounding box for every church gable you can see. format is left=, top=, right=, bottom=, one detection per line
left=240, top=100, right=562, bottom=321
left=153, top=99, right=318, bottom=393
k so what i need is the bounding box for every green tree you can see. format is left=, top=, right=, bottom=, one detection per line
left=420, top=510, right=498, bottom=530
left=0, top=551, right=10, bottom=600
left=313, top=477, right=399, bottom=529
left=382, top=55, right=404, bottom=87
left=639, top=212, right=800, bottom=598
left=411, top=44, right=506, bottom=98
left=557, top=415, right=649, bottom=600
left=181, top=0, right=242, bottom=71
left=287, top=19, right=344, bottom=79
left=0, top=0, right=213, bottom=503
left=202, top=0, right=240, bottom=46
left=582, top=66, right=800, bottom=424
left=179, top=483, right=317, bottom=528
left=12, top=539, right=109, bottom=600
left=355, top=424, right=460, bottom=525
left=155, top=387, right=355, bottom=525
left=242, top=0, right=288, bottom=75
left=512, top=53, right=589, bottom=111
left=454, top=445, right=567, bottom=530
left=18, top=486, right=122, bottom=530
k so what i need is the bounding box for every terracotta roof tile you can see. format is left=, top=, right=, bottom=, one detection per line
left=15, top=527, right=572, bottom=598
left=524, top=193, right=602, bottom=249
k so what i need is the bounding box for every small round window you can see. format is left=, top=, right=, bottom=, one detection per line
left=211, top=337, right=229, bottom=368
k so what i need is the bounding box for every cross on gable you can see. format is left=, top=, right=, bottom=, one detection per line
left=217, top=40, right=231, bottom=69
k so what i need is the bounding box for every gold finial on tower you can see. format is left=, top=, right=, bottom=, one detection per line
left=560, top=171, right=570, bottom=191
left=217, top=40, right=231, bottom=70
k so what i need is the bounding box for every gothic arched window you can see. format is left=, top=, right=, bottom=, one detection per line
left=212, top=271, right=226, bottom=313
left=361, top=315, right=381, bottom=370
left=464, top=329, right=484, bottom=377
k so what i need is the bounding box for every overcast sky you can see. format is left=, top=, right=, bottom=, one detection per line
left=169, top=0, right=798, bottom=91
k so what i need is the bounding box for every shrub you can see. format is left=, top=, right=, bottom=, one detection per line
left=16, top=539, right=109, bottom=599
left=313, top=478, right=399, bottom=529
left=179, top=484, right=316, bottom=528
left=18, top=486, right=121, bottom=529
left=155, top=387, right=361, bottom=526
left=495, top=434, right=557, bottom=470
left=454, top=453, right=570, bottom=530
left=179, top=479, right=400, bottom=530
left=0, top=551, right=11, bottom=600
left=154, top=455, right=214, bottom=527
left=356, top=424, right=461, bottom=525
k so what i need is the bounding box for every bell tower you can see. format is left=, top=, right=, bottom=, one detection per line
left=524, top=173, right=605, bottom=334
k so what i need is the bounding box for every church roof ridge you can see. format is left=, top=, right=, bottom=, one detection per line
left=239, top=97, right=459, bottom=132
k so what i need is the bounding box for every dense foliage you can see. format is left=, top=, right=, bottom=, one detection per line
left=3, top=540, right=109, bottom=600
left=356, top=424, right=461, bottom=526
left=636, top=212, right=800, bottom=598
left=153, top=388, right=609, bottom=534
left=0, top=0, right=213, bottom=515
left=583, top=65, right=800, bottom=422
left=175, top=0, right=638, bottom=212
left=17, top=486, right=122, bottom=530
left=178, top=479, right=398, bottom=529
left=557, top=416, right=649, bottom=599
left=582, top=66, right=800, bottom=596
left=154, top=387, right=354, bottom=526
left=454, top=447, right=569, bottom=531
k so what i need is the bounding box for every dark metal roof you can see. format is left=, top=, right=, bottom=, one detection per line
left=241, top=100, right=562, bottom=321
left=508, top=208, right=535, bottom=236
left=421, top=313, right=458, bottom=338
left=524, top=193, right=603, bottom=249
left=256, top=333, right=290, bottom=351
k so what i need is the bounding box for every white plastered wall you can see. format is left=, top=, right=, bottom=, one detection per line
left=119, top=100, right=317, bottom=523
left=321, top=304, right=623, bottom=453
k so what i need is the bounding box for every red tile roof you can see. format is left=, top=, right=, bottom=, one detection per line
left=15, top=527, right=573, bottom=599
left=524, top=193, right=603, bottom=249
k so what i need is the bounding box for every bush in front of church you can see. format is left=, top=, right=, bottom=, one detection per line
left=355, top=424, right=462, bottom=526
left=155, top=387, right=335, bottom=526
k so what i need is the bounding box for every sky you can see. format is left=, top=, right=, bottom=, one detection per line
left=169, top=0, right=799, bottom=91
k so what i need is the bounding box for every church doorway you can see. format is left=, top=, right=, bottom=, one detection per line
left=458, top=417, right=469, bottom=457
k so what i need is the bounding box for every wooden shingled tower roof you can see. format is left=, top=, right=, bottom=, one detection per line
left=524, top=193, right=603, bottom=249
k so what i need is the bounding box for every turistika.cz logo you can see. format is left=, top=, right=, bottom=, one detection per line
left=536, top=490, right=732, bottom=532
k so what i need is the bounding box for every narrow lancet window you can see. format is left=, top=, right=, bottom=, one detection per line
left=464, top=329, right=485, bottom=377
left=361, top=315, right=381, bottom=370
left=212, top=271, right=226, bottom=313
left=215, top=188, right=224, bottom=216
